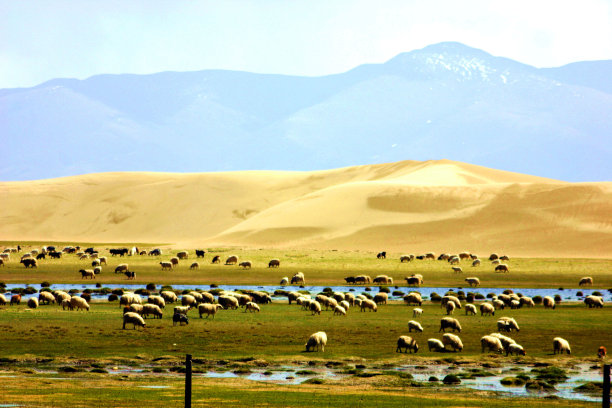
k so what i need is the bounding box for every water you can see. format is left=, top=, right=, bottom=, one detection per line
left=3, top=283, right=609, bottom=302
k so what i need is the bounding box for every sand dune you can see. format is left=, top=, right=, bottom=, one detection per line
left=0, top=160, right=610, bottom=257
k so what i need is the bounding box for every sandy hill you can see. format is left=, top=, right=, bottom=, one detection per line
left=1, top=160, right=611, bottom=257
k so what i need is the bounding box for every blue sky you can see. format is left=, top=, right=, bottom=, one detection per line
left=2, top=0, right=612, bottom=88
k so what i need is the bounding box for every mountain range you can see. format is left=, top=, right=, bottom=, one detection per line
left=1, top=42, right=611, bottom=181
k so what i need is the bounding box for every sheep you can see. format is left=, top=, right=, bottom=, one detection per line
left=309, top=300, right=322, bottom=315
left=93, top=266, right=102, bottom=275
left=179, top=294, right=196, bottom=308
left=173, top=305, right=191, bottom=315
left=268, top=259, right=280, bottom=268
left=27, top=297, right=39, bottom=309
left=492, top=259, right=501, bottom=265
left=490, top=333, right=516, bottom=352
left=70, top=296, right=90, bottom=311
left=20, top=259, right=37, bottom=268
left=497, top=317, right=520, bottom=332
left=452, top=266, right=463, bottom=274
left=176, top=251, right=189, bottom=259
left=140, top=303, right=163, bottom=319
left=553, top=337, right=571, bottom=354
left=449, top=257, right=460, bottom=265
left=10, top=294, right=21, bottom=305
left=373, top=275, right=393, bottom=285
left=579, top=277, right=593, bottom=286
left=445, top=301, right=456, bottom=315
left=403, top=292, right=422, bottom=306
left=509, top=300, right=521, bottom=309
left=400, top=255, right=412, bottom=263
left=493, top=299, right=505, bottom=310
left=441, top=295, right=462, bottom=309
left=79, top=269, right=95, bottom=279
left=439, top=317, right=461, bottom=333
left=405, top=276, right=423, bottom=287
left=287, top=292, right=301, bottom=304
left=376, top=251, right=386, bottom=259
left=0, top=294, right=7, bottom=305
left=360, top=299, right=377, bottom=312
left=147, top=295, right=165, bottom=309
left=53, top=290, right=71, bottom=304
left=495, top=264, right=509, bottom=273
left=373, top=292, right=388, bottom=305
left=245, top=302, right=261, bottom=313
left=173, top=313, right=189, bottom=326
left=123, top=312, right=146, bottom=329
left=543, top=296, right=556, bottom=310
left=119, top=293, right=142, bottom=308
left=520, top=296, right=535, bottom=308
left=585, top=295, right=604, bottom=308
left=280, top=277, right=289, bottom=286
left=188, top=292, right=204, bottom=303
left=464, top=277, right=480, bottom=287
left=61, top=298, right=73, bottom=310
left=170, top=257, right=179, bottom=267
left=428, top=338, right=445, bottom=352
left=507, top=343, right=526, bottom=356
left=489, top=253, right=499, bottom=260
left=412, top=308, right=423, bottom=317
left=218, top=295, right=239, bottom=310
left=160, top=261, right=173, bottom=270
left=458, top=252, right=471, bottom=260
left=481, top=335, right=504, bottom=353
left=160, top=290, right=178, bottom=303
left=38, top=291, right=55, bottom=305
left=442, top=333, right=463, bottom=352
left=114, top=263, right=129, bottom=274
left=124, top=271, right=136, bottom=280
left=211, top=255, right=220, bottom=263
left=344, top=293, right=355, bottom=306
left=340, top=300, right=350, bottom=311
left=99, top=256, right=107, bottom=265
left=21, top=253, right=33, bottom=260
left=200, top=291, right=216, bottom=304
left=127, top=304, right=144, bottom=314
left=324, top=297, right=338, bottom=310
left=225, top=255, right=238, bottom=265
left=396, top=336, right=419, bottom=353
left=408, top=320, right=423, bottom=333
left=298, top=298, right=312, bottom=310
left=291, top=272, right=305, bottom=285
left=91, top=259, right=100, bottom=267
left=333, top=305, right=347, bottom=316
left=465, top=304, right=477, bottom=316
left=471, top=259, right=481, bottom=267
left=199, top=303, right=224, bottom=318
left=305, top=331, right=327, bottom=352
left=239, top=261, right=252, bottom=269
left=500, top=255, right=510, bottom=261
left=190, top=262, right=200, bottom=270
left=354, top=275, right=371, bottom=285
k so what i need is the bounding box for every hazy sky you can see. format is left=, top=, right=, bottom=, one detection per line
left=2, top=0, right=611, bottom=89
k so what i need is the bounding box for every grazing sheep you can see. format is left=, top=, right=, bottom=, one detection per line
left=225, top=255, right=238, bottom=265
left=465, top=304, right=477, bottom=316
left=268, top=259, right=280, bottom=268
left=553, top=337, right=571, bottom=354
left=245, top=302, right=260, bottom=313
left=360, top=299, right=378, bottom=312
left=489, top=253, right=499, bottom=261
left=61, top=298, right=73, bottom=310
left=495, top=264, right=509, bottom=273
left=190, top=262, right=200, bottom=270
left=492, top=259, right=500, bottom=265
left=141, top=303, right=163, bottom=319
left=280, top=277, right=289, bottom=286
left=413, top=308, right=423, bottom=317
left=464, top=277, right=480, bottom=287
left=114, top=263, right=129, bottom=274
left=38, top=291, right=55, bottom=305
left=10, top=294, right=21, bottom=305
left=579, top=277, right=593, bottom=286
left=585, top=295, right=604, bottom=308
left=200, top=292, right=216, bottom=304
left=543, top=296, right=556, bottom=310
left=0, top=294, right=6, bottom=305
left=400, top=255, right=412, bottom=263
left=445, top=301, right=456, bottom=315
left=160, top=261, right=173, bottom=270
left=287, top=292, right=301, bottom=304
left=344, top=276, right=356, bottom=284
left=20, top=259, right=37, bottom=268
left=405, top=276, right=421, bottom=287
left=439, top=317, right=462, bottom=333
left=481, top=335, right=504, bottom=353
left=124, top=271, right=136, bottom=280
left=160, top=291, right=178, bottom=303
left=123, top=312, right=146, bottom=329
left=452, top=266, right=463, bottom=274
left=442, top=333, right=463, bottom=352
left=70, top=296, right=90, bottom=311
left=27, top=297, right=39, bottom=309
left=93, top=266, right=102, bottom=275
left=458, top=252, right=471, bottom=260
left=489, top=333, right=516, bottom=352
left=333, top=305, right=347, bottom=316
left=176, top=251, right=189, bottom=259
left=396, top=336, right=419, bottom=353
left=305, top=331, right=327, bottom=352
left=148, top=295, right=166, bottom=309
left=211, top=255, right=220, bottom=264
left=344, top=293, right=355, bottom=306
left=53, top=290, right=70, bottom=304
left=472, top=259, right=481, bottom=267
left=291, top=272, right=305, bottom=285
left=509, top=300, right=520, bottom=309
left=449, top=257, right=460, bottom=265
left=170, top=257, right=179, bottom=267
left=173, top=306, right=191, bottom=315
left=519, top=297, right=535, bottom=308
left=373, top=275, right=393, bottom=285
left=493, top=299, right=505, bottom=310
left=428, top=338, right=445, bottom=352
left=500, top=255, right=510, bottom=261
left=199, top=303, right=224, bottom=318
left=376, top=251, right=386, bottom=259
left=79, top=269, right=95, bottom=279
left=181, top=294, right=197, bottom=307
left=98, top=256, right=107, bottom=265
left=507, top=343, right=526, bottom=356
left=239, top=261, right=252, bottom=269
left=332, top=292, right=345, bottom=303
left=92, top=259, right=100, bottom=267
left=404, top=292, right=423, bottom=306
left=408, top=320, right=423, bottom=333
left=309, top=300, right=322, bottom=315
left=218, top=295, right=239, bottom=310
left=195, top=249, right=206, bottom=258
left=497, top=317, right=520, bottom=332
left=173, top=313, right=189, bottom=326
left=441, top=295, right=462, bottom=309
left=340, top=300, right=350, bottom=311
left=119, top=293, right=142, bottom=308
left=354, top=275, right=371, bottom=285
left=373, top=292, right=388, bottom=305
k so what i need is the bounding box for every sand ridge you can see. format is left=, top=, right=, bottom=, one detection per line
left=0, top=160, right=610, bottom=257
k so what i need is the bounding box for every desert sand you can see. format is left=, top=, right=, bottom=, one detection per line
left=1, top=159, right=611, bottom=257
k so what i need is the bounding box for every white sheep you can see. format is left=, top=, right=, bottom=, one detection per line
left=333, top=305, right=347, bottom=316
left=373, top=292, right=388, bottom=305
left=472, top=259, right=481, bottom=267
left=27, top=297, right=39, bottom=309
left=119, top=293, right=142, bottom=309
left=174, top=305, right=191, bottom=315
left=245, top=302, right=260, bottom=313
left=553, top=337, right=571, bottom=354
left=497, top=317, right=520, bottom=332
left=507, top=343, right=526, bottom=356
left=160, top=261, right=173, bottom=270
left=464, top=277, right=480, bottom=287
left=404, top=292, right=423, bottom=306
left=441, top=295, right=462, bottom=309
left=128, top=304, right=144, bottom=314
left=360, top=299, right=377, bottom=312
left=280, top=277, right=289, bottom=286
left=218, top=295, right=239, bottom=310
left=442, top=333, right=463, bottom=352
left=439, top=317, right=461, bottom=333
left=579, top=277, right=593, bottom=286
left=396, top=336, right=419, bottom=353
left=147, top=295, right=166, bottom=309
left=493, top=299, right=505, bottom=310
left=543, top=296, right=556, bottom=310
left=344, top=293, right=355, bottom=306
left=123, top=312, right=146, bottom=329
left=489, top=333, right=516, bottom=352
left=70, top=296, right=90, bottom=311
left=408, top=320, right=423, bottom=333
left=291, top=272, right=305, bottom=285
left=520, top=297, right=535, bottom=308
left=182, top=294, right=197, bottom=307
left=465, top=304, right=477, bottom=316
left=160, top=290, right=178, bottom=303
left=199, top=303, right=223, bottom=318
left=339, top=300, right=350, bottom=311
left=413, top=308, right=423, bottom=317
left=481, top=335, right=504, bottom=353
left=446, top=301, right=456, bottom=315
left=309, top=300, right=322, bottom=315
left=305, top=331, right=327, bottom=352
left=427, top=338, right=445, bottom=352
left=585, top=295, right=604, bottom=308
left=141, top=303, right=163, bottom=319
left=452, top=266, right=463, bottom=274
left=0, top=294, right=7, bottom=305
left=38, top=291, right=55, bottom=305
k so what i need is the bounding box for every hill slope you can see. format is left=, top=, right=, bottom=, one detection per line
left=1, top=160, right=610, bottom=257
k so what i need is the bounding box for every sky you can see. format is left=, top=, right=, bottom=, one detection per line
left=1, top=0, right=612, bottom=89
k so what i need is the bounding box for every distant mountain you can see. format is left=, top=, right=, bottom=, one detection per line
left=1, top=42, right=611, bottom=181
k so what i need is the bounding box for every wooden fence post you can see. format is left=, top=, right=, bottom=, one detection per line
left=604, top=364, right=610, bottom=408
left=185, top=354, right=192, bottom=408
